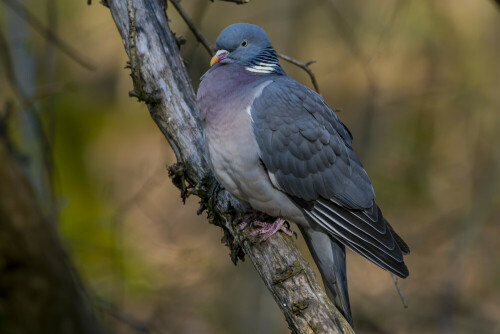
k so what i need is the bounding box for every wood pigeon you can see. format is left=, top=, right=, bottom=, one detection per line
left=197, top=23, right=410, bottom=325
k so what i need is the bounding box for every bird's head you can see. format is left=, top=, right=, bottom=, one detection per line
left=210, top=23, right=282, bottom=74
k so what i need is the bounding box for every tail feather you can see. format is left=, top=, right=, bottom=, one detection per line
left=304, top=199, right=409, bottom=278
left=298, top=225, right=353, bottom=326
left=387, top=221, right=410, bottom=255
left=307, top=208, right=409, bottom=278
left=291, top=197, right=409, bottom=327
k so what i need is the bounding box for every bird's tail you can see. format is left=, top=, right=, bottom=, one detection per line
left=298, top=225, right=353, bottom=326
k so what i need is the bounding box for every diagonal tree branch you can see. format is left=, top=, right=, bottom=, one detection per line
left=104, top=0, right=353, bottom=333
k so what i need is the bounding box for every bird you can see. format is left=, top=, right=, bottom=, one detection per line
left=196, top=23, right=410, bottom=325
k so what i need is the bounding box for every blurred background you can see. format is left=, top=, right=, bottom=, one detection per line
left=0, top=0, right=499, bottom=333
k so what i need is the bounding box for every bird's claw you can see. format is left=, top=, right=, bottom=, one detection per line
left=248, top=218, right=295, bottom=240
left=238, top=211, right=266, bottom=231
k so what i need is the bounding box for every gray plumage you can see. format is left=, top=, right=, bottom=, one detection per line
left=197, top=23, right=410, bottom=325
left=299, top=225, right=352, bottom=324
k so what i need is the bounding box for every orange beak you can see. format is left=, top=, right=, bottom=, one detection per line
left=210, top=55, right=219, bottom=67
left=210, top=50, right=229, bottom=67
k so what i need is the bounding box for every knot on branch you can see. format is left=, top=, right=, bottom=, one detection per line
left=195, top=174, right=245, bottom=264
left=173, top=33, right=187, bottom=49
left=221, top=223, right=246, bottom=265
left=273, top=260, right=304, bottom=285
left=167, top=162, right=190, bottom=202
left=293, top=299, right=310, bottom=315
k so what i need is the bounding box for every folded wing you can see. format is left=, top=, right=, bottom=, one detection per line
left=251, top=76, right=409, bottom=277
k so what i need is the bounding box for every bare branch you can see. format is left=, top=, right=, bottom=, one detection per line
left=169, top=0, right=216, bottom=56
left=277, top=52, right=320, bottom=94
left=391, top=274, right=408, bottom=308
left=1, top=0, right=96, bottom=70
left=104, top=1, right=354, bottom=333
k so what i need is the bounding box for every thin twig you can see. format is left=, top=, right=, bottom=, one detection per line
left=169, top=0, right=216, bottom=56
left=96, top=299, right=157, bottom=334
left=17, top=83, right=63, bottom=112
left=1, top=0, right=96, bottom=70
left=277, top=52, right=320, bottom=94
left=217, top=0, right=252, bottom=4
left=170, top=0, right=321, bottom=93
left=391, top=274, right=408, bottom=308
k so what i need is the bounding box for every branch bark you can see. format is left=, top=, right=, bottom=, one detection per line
left=105, top=1, right=354, bottom=333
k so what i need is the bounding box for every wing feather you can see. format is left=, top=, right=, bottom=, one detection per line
left=251, top=75, right=409, bottom=277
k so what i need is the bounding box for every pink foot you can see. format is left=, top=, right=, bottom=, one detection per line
left=248, top=218, right=294, bottom=240
left=238, top=212, right=266, bottom=230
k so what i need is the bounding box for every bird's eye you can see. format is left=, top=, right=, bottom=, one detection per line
left=241, top=40, right=248, bottom=47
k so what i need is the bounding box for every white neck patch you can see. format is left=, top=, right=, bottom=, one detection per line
left=245, top=62, right=277, bottom=74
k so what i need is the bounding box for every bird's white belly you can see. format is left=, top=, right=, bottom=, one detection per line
left=205, top=113, right=307, bottom=224
left=206, top=114, right=267, bottom=203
